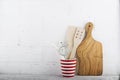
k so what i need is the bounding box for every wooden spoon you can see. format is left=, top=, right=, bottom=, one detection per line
left=65, top=26, right=77, bottom=59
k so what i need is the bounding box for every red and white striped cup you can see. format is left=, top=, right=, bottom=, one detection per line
left=60, top=59, right=76, bottom=78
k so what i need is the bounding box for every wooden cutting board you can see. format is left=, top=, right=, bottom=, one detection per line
left=76, top=22, right=103, bottom=76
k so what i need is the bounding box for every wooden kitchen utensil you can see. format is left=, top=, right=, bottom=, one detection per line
left=65, top=26, right=77, bottom=59
left=76, top=22, right=103, bottom=76
left=67, top=27, right=85, bottom=59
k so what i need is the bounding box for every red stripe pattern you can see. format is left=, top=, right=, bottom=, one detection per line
left=60, top=59, right=76, bottom=78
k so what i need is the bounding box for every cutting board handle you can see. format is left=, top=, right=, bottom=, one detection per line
left=85, top=22, right=94, bottom=38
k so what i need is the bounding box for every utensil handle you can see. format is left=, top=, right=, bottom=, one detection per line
left=69, top=47, right=77, bottom=59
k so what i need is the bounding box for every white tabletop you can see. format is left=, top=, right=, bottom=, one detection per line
left=0, top=74, right=119, bottom=80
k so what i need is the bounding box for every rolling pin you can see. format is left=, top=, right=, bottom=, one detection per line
left=76, top=22, right=103, bottom=76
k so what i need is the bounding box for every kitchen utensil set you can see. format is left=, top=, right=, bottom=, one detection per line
left=53, top=22, right=103, bottom=77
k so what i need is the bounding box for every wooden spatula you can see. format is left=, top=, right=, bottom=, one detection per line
left=76, top=22, right=103, bottom=76
left=65, top=26, right=77, bottom=59
left=67, top=27, right=85, bottom=59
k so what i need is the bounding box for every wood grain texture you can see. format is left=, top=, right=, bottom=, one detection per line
left=76, top=22, right=103, bottom=76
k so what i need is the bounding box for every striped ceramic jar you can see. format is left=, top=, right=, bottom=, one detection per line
left=60, top=59, right=76, bottom=77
